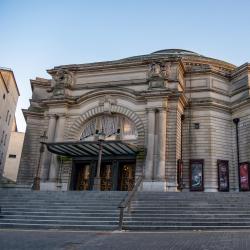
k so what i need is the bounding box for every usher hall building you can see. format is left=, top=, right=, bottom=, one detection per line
left=17, top=49, right=250, bottom=192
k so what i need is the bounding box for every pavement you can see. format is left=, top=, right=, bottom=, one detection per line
left=1, top=229, right=250, bottom=250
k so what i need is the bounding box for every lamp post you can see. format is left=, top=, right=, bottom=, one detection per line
left=33, top=131, right=48, bottom=190
left=233, top=118, right=240, bottom=190
left=93, top=129, right=106, bottom=190
left=92, top=128, right=120, bottom=190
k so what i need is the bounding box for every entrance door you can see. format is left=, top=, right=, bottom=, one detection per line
left=73, top=160, right=135, bottom=191
left=76, top=163, right=91, bottom=190
left=118, top=162, right=135, bottom=191
left=100, top=162, right=113, bottom=191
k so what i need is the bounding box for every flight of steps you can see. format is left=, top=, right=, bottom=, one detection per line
left=0, top=190, right=127, bottom=230
left=123, top=192, right=250, bottom=230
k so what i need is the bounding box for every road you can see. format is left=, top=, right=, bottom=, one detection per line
left=0, top=229, right=250, bottom=250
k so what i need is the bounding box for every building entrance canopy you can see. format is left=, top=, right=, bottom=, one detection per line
left=44, top=140, right=138, bottom=157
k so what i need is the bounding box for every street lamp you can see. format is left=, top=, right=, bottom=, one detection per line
left=33, top=131, right=48, bottom=190
left=92, top=128, right=120, bottom=190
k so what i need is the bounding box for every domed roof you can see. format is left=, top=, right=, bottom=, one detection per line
left=151, top=49, right=201, bottom=56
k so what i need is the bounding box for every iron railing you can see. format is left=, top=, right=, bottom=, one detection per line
left=118, top=175, right=143, bottom=230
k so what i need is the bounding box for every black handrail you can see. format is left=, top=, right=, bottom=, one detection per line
left=118, top=176, right=143, bottom=230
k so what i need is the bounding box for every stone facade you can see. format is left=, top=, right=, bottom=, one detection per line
left=17, top=49, right=250, bottom=192
left=3, top=120, right=24, bottom=181
left=0, top=68, right=19, bottom=179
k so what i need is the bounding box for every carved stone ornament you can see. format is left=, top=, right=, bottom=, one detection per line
left=147, top=62, right=171, bottom=89
left=51, top=69, right=73, bottom=96
left=99, top=95, right=117, bottom=114
left=148, top=62, right=170, bottom=80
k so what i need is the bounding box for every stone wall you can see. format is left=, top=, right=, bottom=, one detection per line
left=17, top=115, right=48, bottom=185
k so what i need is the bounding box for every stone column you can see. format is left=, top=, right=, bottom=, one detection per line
left=49, top=115, right=66, bottom=181
left=156, top=108, right=167, bottom=180
left=144, top=109, right=155, bottom=180
left=40, top=115, right=57, bottom=180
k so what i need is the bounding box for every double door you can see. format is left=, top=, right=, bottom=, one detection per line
left=73, top=160, right=135, bottom=191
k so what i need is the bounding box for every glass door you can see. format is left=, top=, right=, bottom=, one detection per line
left=119, top=162, right=135, bottom=191
left=76, top=164, right=91, bottom=190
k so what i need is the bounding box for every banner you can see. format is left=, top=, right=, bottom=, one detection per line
left=239, top=162, right=250, bottom=191
left=217, top=160, right=229, bottom=191
left=190, top=160, right=204, bottom=191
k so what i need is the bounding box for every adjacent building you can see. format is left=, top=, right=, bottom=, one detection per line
left=3, top=119, right=24, bottom=181
left=0, top=68, right=20, bottom=179
left=17, top=49, right=250, bottom=192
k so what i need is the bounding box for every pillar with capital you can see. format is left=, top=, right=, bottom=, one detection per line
left=49, top=114, right=66, bottom=182
left=40, top=114, right=57, bottom=181
left=144, top=108, right=155, bottom=180
left=155, top=107, right=167, bottom=181
left=40, top=114, right=66, bottom=191
left=142, top=105, right=168, bottom=191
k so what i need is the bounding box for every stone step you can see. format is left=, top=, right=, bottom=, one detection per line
left=0, top=222, right=117, bottom=230
left=1, top=214, right=119, bottom=220
left=122, top=225, right=250, bottom=230
left=124, top=221, right=250, bottom=226
left=2, top=211, right=119, bottom=216
left=0, top=218, right=118, bottom=225
left=1, top=205, right=121, bottom=209
left=1, top=208, right=119, bottom=213
left=123, top=217, right=250, bottom=222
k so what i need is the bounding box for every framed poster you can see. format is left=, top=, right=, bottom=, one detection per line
left=217, top=160, right=229, bottom=192
left=190, top=159, right=204, bottom=191
left=239, top=162, right=250, bottom=191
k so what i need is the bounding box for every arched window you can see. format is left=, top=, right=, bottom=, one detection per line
left=80, top=115, right=138, bottom=141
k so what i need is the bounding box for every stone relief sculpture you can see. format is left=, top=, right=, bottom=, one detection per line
left=99, top=95, right=117, bottom=114
left=50, top=69, right=74, bottom=96
left=148, top=62, right=171, bottom=89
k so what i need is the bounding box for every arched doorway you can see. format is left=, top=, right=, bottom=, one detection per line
left=71, top=114, right=138, bottom=191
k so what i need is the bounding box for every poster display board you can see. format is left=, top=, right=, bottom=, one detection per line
left=217, top=160, right=229, bottom=192
left=239, top=162, right=250, bottom=191
left=189, top=159, right=204, bottom=191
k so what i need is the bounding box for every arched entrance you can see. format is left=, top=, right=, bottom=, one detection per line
left=43, top=113, right=141, bottom=191
left=71, top=114, right=138, bottom=191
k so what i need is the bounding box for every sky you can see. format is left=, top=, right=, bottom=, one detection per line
left=1, top=0, right=250, bottom=132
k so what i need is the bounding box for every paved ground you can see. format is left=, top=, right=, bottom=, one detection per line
left=1, top=229, right=250, bottom=250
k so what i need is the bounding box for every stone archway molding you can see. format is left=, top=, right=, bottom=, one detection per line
left=67, top=104, right=145, bottom=141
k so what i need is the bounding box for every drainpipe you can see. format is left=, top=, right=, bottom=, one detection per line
left=233, top=118, right=240, bottom=190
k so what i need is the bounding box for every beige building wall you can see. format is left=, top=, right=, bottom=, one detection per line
left=4, top=131, right=24, bottom=181
left=17, top=49, right=250, bottom=192
left=0, top=68, right=19, bottom=178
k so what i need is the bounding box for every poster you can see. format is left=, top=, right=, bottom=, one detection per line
left=190, top=160, right=204, bottom=191
left=217, top=160, right=229, bottom=191
left=239, top=162, right=250, bottom=191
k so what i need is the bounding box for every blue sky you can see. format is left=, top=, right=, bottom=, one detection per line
left=1, top=0, right=250, bottom=132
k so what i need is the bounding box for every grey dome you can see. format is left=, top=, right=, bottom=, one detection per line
left=151, top=49, right=201, bottom=56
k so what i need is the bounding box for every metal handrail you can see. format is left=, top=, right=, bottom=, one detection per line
left=118, top=176, right=143, bottom=230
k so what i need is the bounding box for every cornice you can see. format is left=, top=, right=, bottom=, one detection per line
left=30, top=78, right=51, bottom=91
left=22, top=109, right=45, bottom=119
left=231, top=63, right=250, bottom=79
left=231, top=97, right=250, bottom=111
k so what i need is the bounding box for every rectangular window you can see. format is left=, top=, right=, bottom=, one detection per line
left=1, top=131, right=4, bottom=143
left=6, top=110, right=9, bottom=122
left=189, top=159, right=204, bottom=191
left=8, top=115, right=11, bottom=125
left=3, top=134, right=7, bottom=145
left=9, top=154, right=16, bottom=158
